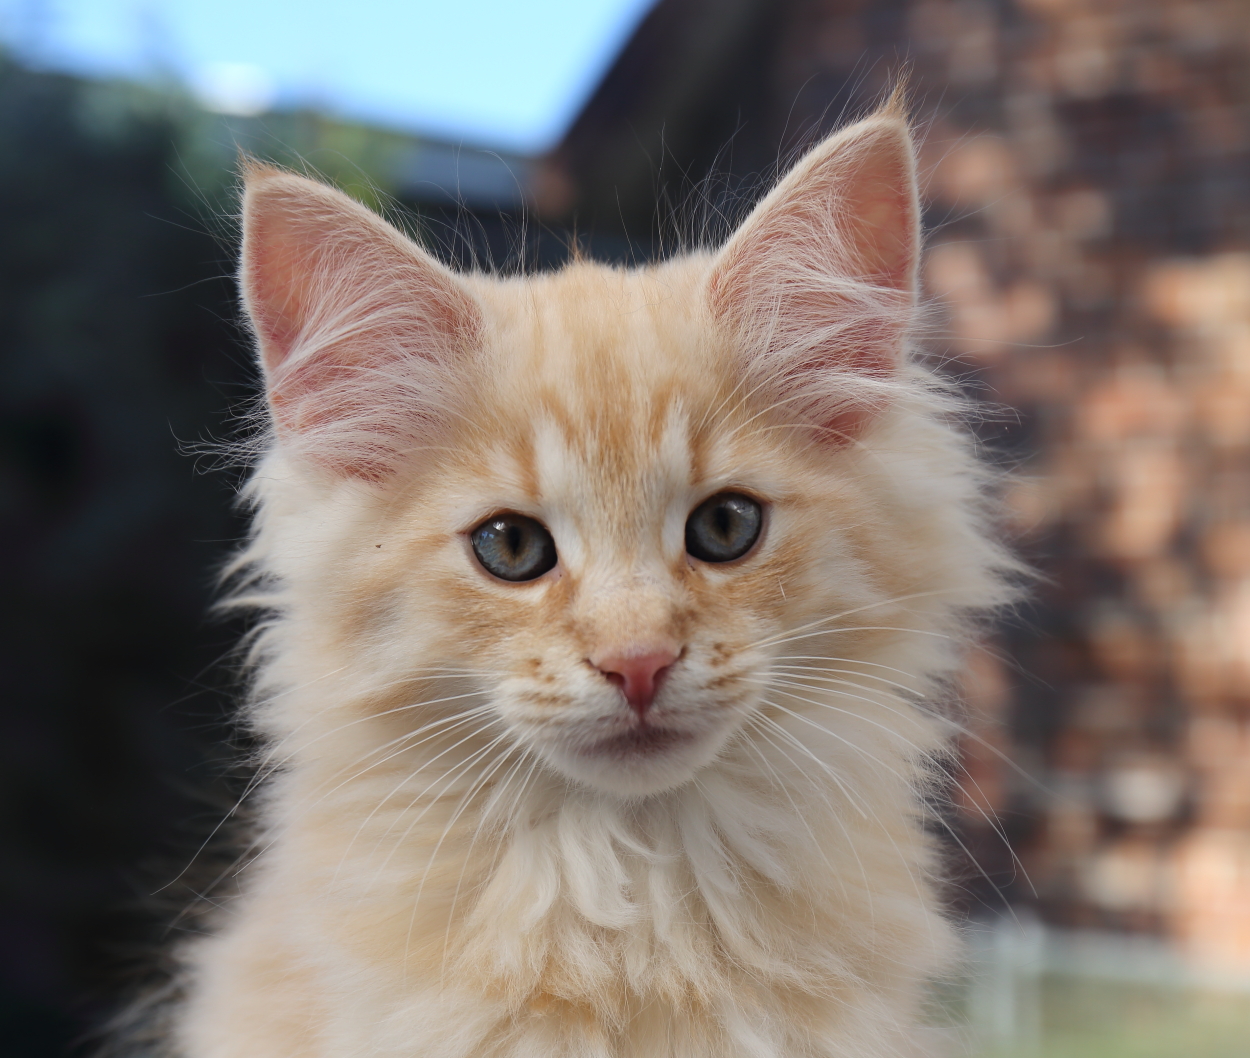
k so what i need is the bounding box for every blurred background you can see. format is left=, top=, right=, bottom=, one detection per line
left=2, top=1, right=1249, bottom=1055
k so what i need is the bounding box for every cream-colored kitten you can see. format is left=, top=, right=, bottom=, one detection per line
left=173, top=105, right=1011, bottom=1058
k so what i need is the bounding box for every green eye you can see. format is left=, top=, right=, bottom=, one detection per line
left=470, top=513, right=557, bottom=582
left=685, top=492, right=763, bottom=563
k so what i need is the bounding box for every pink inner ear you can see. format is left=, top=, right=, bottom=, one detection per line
left=240, top=169, right=481, bottom=478
left=838, top=133, right=918, bottom=293
left=708, top=116, right=920, bottom=438
left=243, top=216, right=316, bottom=373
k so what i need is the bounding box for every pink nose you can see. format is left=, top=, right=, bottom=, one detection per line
left=591, top=648, right=680, bottom=718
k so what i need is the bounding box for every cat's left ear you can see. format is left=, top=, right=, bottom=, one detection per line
left=240, top=163, right=482, bottom=479
left=707, top=108, right=919, bottom=440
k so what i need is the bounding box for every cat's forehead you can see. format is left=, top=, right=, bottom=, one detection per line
left=484, top=258, right=714, bottom=382
left=474, top=259, right=734, bottom=496
left=527, top=399, right=695, bottom=512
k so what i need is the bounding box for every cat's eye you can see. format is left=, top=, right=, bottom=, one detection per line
left=685, top=492, right=763, bottom=563
left=470, top=513, right=558, bottom=582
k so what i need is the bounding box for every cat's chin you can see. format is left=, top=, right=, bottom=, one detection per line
left=541, top=723, right=730, bottom=799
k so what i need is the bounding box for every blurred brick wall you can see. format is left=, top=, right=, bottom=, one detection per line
left=756, top=0, right=1250, bottom=969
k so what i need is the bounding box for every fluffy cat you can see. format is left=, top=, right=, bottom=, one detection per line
left=172, top=103, right=1012, bottom=1058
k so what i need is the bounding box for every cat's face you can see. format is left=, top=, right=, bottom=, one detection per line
left=240, top=111, right=920, bottom=799
left=355, top=263, right=893, bottom=798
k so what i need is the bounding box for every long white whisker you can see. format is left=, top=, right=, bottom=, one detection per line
left=748, top=588, right=963, bottom=651
left=360, top=726, right=512, bottom=881
left=400, top=735, right=519, bottom=967
left=752, top=709, right=870, bottom=819
left=305, top=697, right=497, bottom=804
left=760, top=699, right=1028, bottom=902
left=264, top=686, right=495, bottom=780
left=762, top=680, right=1025, bottom=871
left=753, top=710, right=935, bottom=908
left=762, top=625, right=954, bottom=651
left=323, top=706, right=503, bottom=886
left=151, top=664, right=351, bottom=894
left=436, top=748, right=533, bottom=982
left=766, top=665, right=1047, bottom=794
left=250, top=668, right=495, bottom=786
left=234, top=703, right=501, bottom=882
left=773, top=653, right=928, bottom=681
left=736, top=726, right=859, bottom=904
left=751, top=716, right=927, bottom=918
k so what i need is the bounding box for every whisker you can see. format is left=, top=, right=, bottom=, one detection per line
left=267, top=688, right=495, bottom=782
left=773, top=652, right=928, bottom=682
left=765, top=665, right=1048, bottom=795
left=370, top=726, right=516, bottom=874
left=748, top=717, right=925, bottom=916
left=149, top=663, right=351, bottom=894
left=435, top=748, right=534, bottom=981
left=245, top=672, right=498, bottom=801
left=737, top=726, right=861, bottom=903
left=752, top=709, right=870, bottom=819
left=747, top=588, right=964, bottom=652
left=353, top=723, right=511, bottom=881
left=758, top=700, right=913, bottom=797
left=298, top=696, right=497, bottom=800
left=760, top=696, right=1031, bottom=901
left=223, top=706, right=503, bottom=895
left=762, top=680, right=1026, bottom=869
left=752, top=711, right=935, bottom=908
left=761, top=625, right=954, bottom=651
left=322, top=706, right=503, bottom=885
left=398, top=735, right=520, bottom=963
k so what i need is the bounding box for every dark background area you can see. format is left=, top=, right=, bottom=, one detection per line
left=0, top=59, right=252, bottom=1053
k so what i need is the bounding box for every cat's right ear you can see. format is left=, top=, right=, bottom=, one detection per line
left=706, top=108, right=919, bottom=442
left=240, top=163, right=481, bottom=478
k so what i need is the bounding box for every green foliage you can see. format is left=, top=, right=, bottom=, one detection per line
left=973, top=977, right=1250, bottom=1058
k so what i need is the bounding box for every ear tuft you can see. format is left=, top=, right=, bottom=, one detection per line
left=240, top=168, right=481, bottom=479
left=880, top=79, right=911, bottom=122
left=708, top=110, right=920, bottom=442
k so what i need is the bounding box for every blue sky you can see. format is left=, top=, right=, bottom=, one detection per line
left=0, top=0, right=656, bottom=154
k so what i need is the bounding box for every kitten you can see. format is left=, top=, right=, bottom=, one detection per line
left=173, top=103, right=1011, bottom=1058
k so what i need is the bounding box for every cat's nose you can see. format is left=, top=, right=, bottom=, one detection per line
left=591, top=647, right=680, bottom=719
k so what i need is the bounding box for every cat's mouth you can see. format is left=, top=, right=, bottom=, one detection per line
left=584, top=724, right=694, bottom=760
left=536, top=710, right=738, bottom=797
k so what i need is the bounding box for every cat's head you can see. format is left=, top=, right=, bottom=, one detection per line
left=240, top=109, right=955, bottom=800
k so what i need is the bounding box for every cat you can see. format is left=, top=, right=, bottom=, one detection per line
left=170, top=100, right=1013, bottom=1058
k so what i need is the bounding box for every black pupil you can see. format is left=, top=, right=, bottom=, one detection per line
left=685, top=492, right=762, bottom=563
left=471, top=513, right=557, bottom=582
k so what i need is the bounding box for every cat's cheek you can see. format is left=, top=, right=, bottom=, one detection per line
left=682, top=559, right=791, bottom=638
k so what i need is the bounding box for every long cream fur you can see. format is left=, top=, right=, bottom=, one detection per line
left=169, top=107, right=1014, bottom=1058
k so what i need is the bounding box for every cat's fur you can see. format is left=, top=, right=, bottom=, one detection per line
left=173, top=105, right=1012, bottom=1058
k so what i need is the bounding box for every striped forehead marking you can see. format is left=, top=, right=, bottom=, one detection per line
left=528, top=402, right=696, bottom=568
left=531, top=401, right=694, bottom=498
